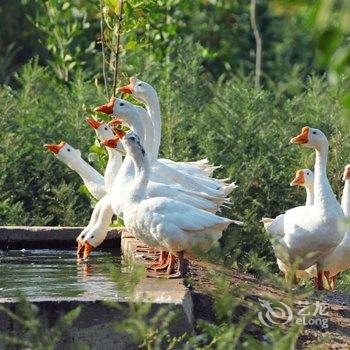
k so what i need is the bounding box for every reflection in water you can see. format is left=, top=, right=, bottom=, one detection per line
left=0, top=249, right=126, bottom=299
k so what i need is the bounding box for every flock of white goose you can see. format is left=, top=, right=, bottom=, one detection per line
left=262, top=128, right=350, bottom=290
left=44, top=77, right=350, bottom=286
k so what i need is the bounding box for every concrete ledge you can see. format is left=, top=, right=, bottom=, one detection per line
left=0, top=227, right=193, bottom=349
left=0, top=226, right=120, bottom=249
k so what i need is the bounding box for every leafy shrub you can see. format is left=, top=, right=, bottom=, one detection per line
left=0, top=60, right=104, bottom=226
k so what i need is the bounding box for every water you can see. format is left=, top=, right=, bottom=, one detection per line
left=0, top=249, right=125, bottom=299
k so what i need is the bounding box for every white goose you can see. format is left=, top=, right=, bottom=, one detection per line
left=321, top=164, right=350, bottom=289
left=44, top=141, right=108, bottom=256
left=113, top=131, right=239, bottom=277
left=95, top=97, right=236, bottom=198
left=268, top=127, right=345, bottom=289
left=276, top=169, right=316, bottom=282
left=117, top=77, right=218, bottom=176
left=79, top=119, right=124, bottom=258
left=44, top=141, right=106, bottom=200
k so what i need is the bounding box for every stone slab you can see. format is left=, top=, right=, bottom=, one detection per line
left=0, top=226, right=120, bottom=249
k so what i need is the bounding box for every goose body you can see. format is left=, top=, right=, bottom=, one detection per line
left=119, top=131, right=238, bottom=276
left=274, top=169, right=316, bottom=280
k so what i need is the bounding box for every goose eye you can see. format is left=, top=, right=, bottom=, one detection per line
left=129, top=137, right=135, bottom=141
left=307, top=172, right=310, bottom=175
left=104, top=127, right=108, bottom=130
left=120, top=103, right=124, bottom=106
left=313, top=131, right=317, bottom=135
left=138, top=83, right=142, bottom=86
left=67, top=148, right=71, bottom=152
left=82, top=235, right=85, bottom=238
left=91, top=236, right=94, bottom=238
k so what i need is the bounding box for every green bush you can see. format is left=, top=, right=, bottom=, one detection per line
left=0, top=61, right=104, bottom=226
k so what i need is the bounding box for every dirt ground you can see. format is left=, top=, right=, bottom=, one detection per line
left=186, top=258, right=350, bottom=349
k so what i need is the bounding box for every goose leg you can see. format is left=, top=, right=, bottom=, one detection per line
left=146, top=253, right=176, bottom=277
left=324, top=271, right=332, bottom=289
left=316, top=265, right=324, bottom=290
left=147, top=253, right=187, bottom=279
left=166, top=252, right=187, bottom=279
left=150, top=251, right=169, bottom=270
left=331, top=274, right=338, bottom=290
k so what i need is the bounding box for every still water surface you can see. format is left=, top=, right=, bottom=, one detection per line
left=0, top=249, right=124, bottom=299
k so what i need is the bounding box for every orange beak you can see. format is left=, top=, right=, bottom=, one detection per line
left=115, top=129, right=126, bottom=139
left=290, top=170, right=305, bottom=186
left=343, top=167, right=350, bottom=181
left=100, top=135, right=120, bottom=149
left=86, top=117, right=103, bottom=129
left=76, top=241, right=84, bottom=258
left=94, top=96, right=116, bottom=114
left=83, top=242, right=94, bottom=260
left=290, top=126, right=309, bottom=144
left=108, top=118, right=123, bottom=126
left=43, top=141, right=65, bottom=154
left=117, top=83, right=133, bottom=94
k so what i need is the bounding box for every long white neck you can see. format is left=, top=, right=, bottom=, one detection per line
left=124, top=115, right=146, bottom=147
left=142, top=92, right=161, bottom=159
left=341, top=179, right=350, bottom=217
left=125, top=151, right=149, bottom=205
left=104, top=148, right=122, bottom=192
left=313, top=144, right=339, bottom=211
left=66, top=157, right=103, bottom=184
left=136, top=106, right=156, bottom=161
left=305, top=185, right=314, bottom=206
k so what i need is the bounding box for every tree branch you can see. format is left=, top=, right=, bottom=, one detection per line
left=112, top=0, right=124, bottom=97
left=99, top=0, right=109, bottom=99
left=250, top=0, right=262, bottom=89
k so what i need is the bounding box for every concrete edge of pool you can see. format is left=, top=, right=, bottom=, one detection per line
left=0, top=226, right=194, bottom=349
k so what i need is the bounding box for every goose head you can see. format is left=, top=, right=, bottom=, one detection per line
left=290, top=169, right=314, bottom=188
left=95, top=96, right=140, bottom=124
left=44, top=142, right=82, bottom=165
left=44, top=141, right=66, bottom=155
left=342, top=164, right=350, bottom=181
left=290, top=126, right=329, bottom=151
left=82, top=232, right=105, bottom=259
left=117, top=77, right=156, bottom=104
left=100, top=130, right=126, bottom=151
left=86, top=117, right=116, bottom=141
left=122, top=131, right=146, bottom=160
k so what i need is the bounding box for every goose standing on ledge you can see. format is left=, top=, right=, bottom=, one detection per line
left=80, top=118, right=124, bottom=259
left=102, top=131, right=240, bottom=277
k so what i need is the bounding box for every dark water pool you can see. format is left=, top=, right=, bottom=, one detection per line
left=0, top=249, right=125, bottom=299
